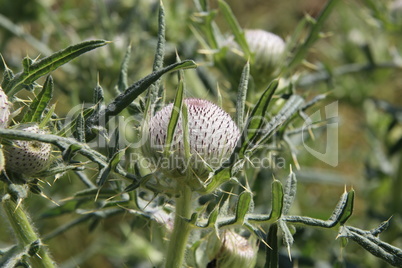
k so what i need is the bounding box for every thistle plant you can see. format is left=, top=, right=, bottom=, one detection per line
left=0, top=0, right=401, bottom=268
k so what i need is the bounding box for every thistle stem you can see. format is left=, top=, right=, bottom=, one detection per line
left=2, top=194, right=56, bottom=268
left=165, top=185, right=193, bottom=268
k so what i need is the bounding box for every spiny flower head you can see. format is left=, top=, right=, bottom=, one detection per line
left=143, top=98, right=240, bottom=188
left=225, top=29, right=286, bottom=87
left=4, top=124, right=52, bottom=176
left=207, top=230, right=258, bottom=268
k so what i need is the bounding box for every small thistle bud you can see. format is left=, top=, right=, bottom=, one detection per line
left=143, top=98, right=240, bottom=189
left=207, top=230, right=258, bottom=268
left=391, top=0, right=402, bottom=25
left=0, top=86, right=10, bottom=128
left=224, top=29, right=286, bottom=88
left=4, top=124, right=52, bottom=176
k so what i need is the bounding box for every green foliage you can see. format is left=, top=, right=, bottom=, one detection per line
left=2, top=40, right=109, bottom=95
left=21, top=75, right=53, bottom=123
left=0, top=0, right=401, bottom=267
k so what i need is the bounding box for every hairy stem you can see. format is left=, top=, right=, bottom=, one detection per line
left=2, top=194, right=56, bottom=267
left=165, top=185, right=193, bottom=268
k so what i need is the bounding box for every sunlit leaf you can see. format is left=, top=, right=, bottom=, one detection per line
left=238, top=79, right=278, bottom=157
left=236, top=62, right=250, bottom=130
left=5, top=40, right=109, bottom=95
left=22, top=75, right=54, bottom=123
left=218, top=0, right=251, bottom=58
left=269, top=180, right=284, bottom=221
left=235, top=191, right=252, bottom=224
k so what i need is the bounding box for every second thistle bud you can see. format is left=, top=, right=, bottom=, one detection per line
left=4, top=124, right=52, bottom=177
left=143, top=98, right=240, bottom=190
left=207, top=230, right=258, bottom=268
left=224, top=29, right=286, bottom=88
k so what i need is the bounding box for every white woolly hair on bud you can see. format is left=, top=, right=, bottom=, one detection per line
left=0, top=86, right=11, bottom=129
left=207, top=230, right=258, bottom=268
left=224, top=29, right=286, bottom=87
left=143, top=98, right=240, bottom=183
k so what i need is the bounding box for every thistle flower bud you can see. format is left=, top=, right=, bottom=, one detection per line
left=391, top=0, right=402, bottom=25
left=207, top=230, right=258, bottom=268
left=0, top=86, right=10, bottom=128
left=4, top=124, right=52, bottom=176
left=225, top=29, right=286, bottom=88
left=143, top=98, right=240, bottom=188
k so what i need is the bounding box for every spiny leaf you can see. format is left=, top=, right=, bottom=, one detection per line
left=57, top=104, right=95, bottom=137
left=206, top=207, right=219, bottom=228
left=269, top=180, right=284, bottom=221
left=153, top=0, right=166, bottom=72
left=93, top=83, right=104, bottom=105
left=235, top=191, right=252, bottom=224
left=203, top=167, right=231, bottom=194
left=39, top=103, right=56, bottom=128
left=108, top=127, right=120, bottom=159
left=97, top=149, right=125, bottom=187
left=5, top=40, right=109, bottom=95
left=110, top=150, right=125, bottom=171
left=115, top=44, right=131, bottom=93
left=328, top=189, right=349, bottom=223
left=282, top=168, right=297, bottom=215
left=124, top=174, right=152, bottom=193
left=73, top=112, right=86, bottom=143
left=41, top=199, right=83, bottom=218
left=279, top=219, right=294, bottom=261
left=371, top=217, right=392, bottom=236
left=218, top=0, right=251, bottom=58
left=265, top=223, right=279, bottom=268
left=244, top=221, right=269, bottom=247
left=22, top=56, right=34, bottom=73
left=147, top=0, right=166, bottom=116
left=62, top=143, right=83, bottom=162
left=21, top=75, right=54, bottom=123
left=236, top=61, right=250, bottom=130
left=1, top=54, right=15, bottom=89
left=252, top=95, right=305, bottom=151
left=164, top=75, right=184, bottom=156
left=181, top=102, right=191, bottom=160
left=287, top=0, right=341, bottom=70
left=85, top=60, right=197, bottom=142
left=97, top=165, right=111, bottom=187
left=339, top=189, right=354, bottom=225
left=238, top=79, right=279, bottom=157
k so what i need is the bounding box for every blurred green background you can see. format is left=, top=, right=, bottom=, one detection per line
left=1, top=0, right=402, bottom=267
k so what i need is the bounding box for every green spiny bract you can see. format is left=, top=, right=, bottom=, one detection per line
left=4, top=124, right=52, bottom=177
left=224, top=29, right=285, bottom=88
left=143, top=98, right=240, bottom=190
